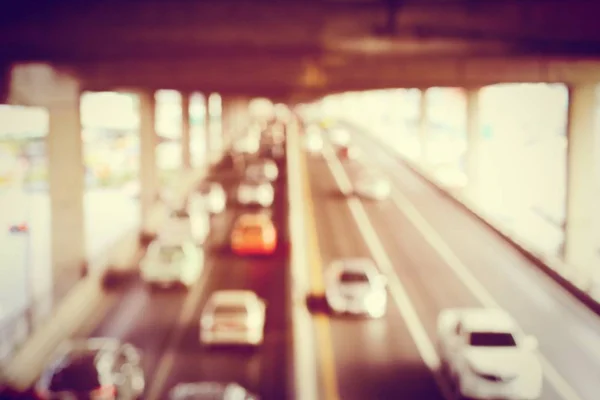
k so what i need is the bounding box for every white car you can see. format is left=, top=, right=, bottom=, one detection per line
left=245, top=160, right=278, bottom=182
left=199, top=290, right=267, bottom=346
left=304, top=127, right=323, bottom=154
left=328, top=127, right=351, bottom=147
left=161, top=208, right=210, bottom=245
left=237, top=181, right=274, bottom=207
left=140, top=240, right=204, bottom=288
left=233, top=135, right=260, bottom=155
left=169, top=382, right=258, bottom=400
left=437, top=308, right=542, bottom=400
left=324, top=258, right=387, bottom=318
left=194, top=183, right=226, bottom=214
left=354, top=172, right=391, bottom=200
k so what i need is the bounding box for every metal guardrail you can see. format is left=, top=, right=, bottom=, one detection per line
left=0, top=289, right=55, bottom=370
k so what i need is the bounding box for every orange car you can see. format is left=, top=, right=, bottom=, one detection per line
left=231, top=214, right=277, bottom=255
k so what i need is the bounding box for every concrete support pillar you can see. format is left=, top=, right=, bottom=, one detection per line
left=8, top=64, right=86, bottom=307
left=138, top=91, right=158, bottom=235
left=181, top=92, right=191, bottom=169
left=465, top=87, right=482, bottom=200
left=46, top=74, right=85, bottom=302
left=418, top=88, right=430, bottom=167
left=10, top=65, right=86, bottom=303
left=564, top=84, right=598, bottom=277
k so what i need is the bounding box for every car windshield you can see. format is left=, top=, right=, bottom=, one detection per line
left=339, top=271, right=369, bottom=284
left=171, top=210, right=189, bottom=219
left=241, top=182, right=259, bottom=189
left=159, top=246, right=185, bottom=263
left=469, top=332, right=517, bottom=347
left=213, top=304, right=248, bottom=316
left=48, top=352, right=103, bottom=392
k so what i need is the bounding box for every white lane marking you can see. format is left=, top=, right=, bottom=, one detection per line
left=321, top=145, right=453, bottom=400
left=145, top=264, right=212, bottom=400
left=389, top=174, right=584, bottom=400
left=286, top=121, right=320, bottom=400
left=356, top=132, right=600, bottom=366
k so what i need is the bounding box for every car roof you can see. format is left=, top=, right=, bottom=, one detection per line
left=460, top=309, right=517, bottom=333
left=151, top=238, right=192, bottom=249
left=330, top=258, right=377, bottom=273
left=236, top=213, right=271, bottom=226
left=209, top=290, right=259, bottom=304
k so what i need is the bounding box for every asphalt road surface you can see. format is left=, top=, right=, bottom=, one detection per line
left=67, top=156, right=291, bottom=399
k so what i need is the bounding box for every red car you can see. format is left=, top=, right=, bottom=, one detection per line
left=337, top=145, right=360, bottom=161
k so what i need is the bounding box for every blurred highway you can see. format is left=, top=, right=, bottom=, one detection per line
left=67, top=158, right=290, bottom=399
left=8, top=118, right=600, bottom=400
left=305, top=121, right=600, bottom=400
left=0, top=189, right=138, bottom=315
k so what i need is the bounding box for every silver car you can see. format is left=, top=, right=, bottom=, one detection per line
left=161, top=208, right=210, bottom=246
left=354, top=171, right=391, bottom=200
left=245, top=160, right=278, bottom=182
left=140, top=240, right=204, bottom=289
left=200, top=290, right=267, bottom=346
left=325, top=258, right=387, bottom=318
left=169, top=382, right=258, bottom=400
left=194, top=182, right=226, bottom=214
left=236, top=181, right=274, bottom=207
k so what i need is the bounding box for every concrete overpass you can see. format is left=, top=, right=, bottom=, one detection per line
left=3, top=0, right=600, bottom=99
left=1, top=1, right=600, bottom=398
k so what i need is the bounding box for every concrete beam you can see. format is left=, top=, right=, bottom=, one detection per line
left=77, top=56, right=600, bottom=97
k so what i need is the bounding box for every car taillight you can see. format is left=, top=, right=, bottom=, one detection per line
left=35, top=388, right=50, bottom=400
left=90, top=385, right=116, bottom=399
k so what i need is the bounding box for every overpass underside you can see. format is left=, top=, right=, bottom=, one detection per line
left=3, top=0, right=600, bottom=101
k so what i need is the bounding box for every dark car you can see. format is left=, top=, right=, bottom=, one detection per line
left=169, top=382, right=258, bottom=400
left=35, top=338, right=145, bottom=400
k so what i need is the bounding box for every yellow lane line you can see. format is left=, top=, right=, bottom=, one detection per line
left=300, top=150, right=341, bottom=400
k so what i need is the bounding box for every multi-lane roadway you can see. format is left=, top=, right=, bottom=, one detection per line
left=9, top=118, right=600, bottom=400
left=303, top=122, right=600, bottom=400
